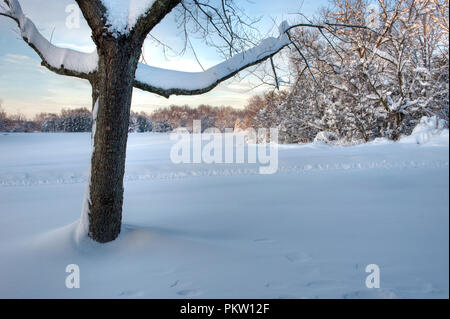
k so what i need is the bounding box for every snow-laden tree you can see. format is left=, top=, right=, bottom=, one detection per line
left=331, top=0, right=449, bottom=139
left=0, top=0, right=328, bottom=242
left=275, top=0, right=449, bottom=143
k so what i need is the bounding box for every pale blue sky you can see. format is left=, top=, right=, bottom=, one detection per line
left=0, top=0, right=330, bottom=117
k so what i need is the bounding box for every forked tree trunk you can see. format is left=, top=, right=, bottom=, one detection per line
left=86, top=39, right=142, bottom=243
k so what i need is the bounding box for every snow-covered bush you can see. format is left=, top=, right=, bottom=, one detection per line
left=313, top=131, right=341, bottom=145
left=400, top=116, right=448, bottom=144
left=129, top=112, right=152, bottom=132
left=152, top=120, right=173, bottom=133
left=38, top=108, right=92, bottom=132
left=60, top=108, right=92, bottom=132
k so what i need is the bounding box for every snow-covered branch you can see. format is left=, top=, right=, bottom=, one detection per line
left=84, top=0, right=181, bottom=40
left=1, top=0, right=98, bottom=80
left=134, top=22, right=291, bottom=98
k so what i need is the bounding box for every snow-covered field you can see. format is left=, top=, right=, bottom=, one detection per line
left=0, top=127, right=448, bottom=298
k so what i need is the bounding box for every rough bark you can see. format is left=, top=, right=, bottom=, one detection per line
left=87, top=37, right=141, bottom=243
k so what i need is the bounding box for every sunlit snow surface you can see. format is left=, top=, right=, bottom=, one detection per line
left=0, top=129, right=448, bottom=298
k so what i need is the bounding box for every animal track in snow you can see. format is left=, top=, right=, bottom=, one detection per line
left=285, top=252, right=312, bottom=263
left=254, top=238, right=275, bottom=244
left=177, top=289, right=202, bottom=297
left=119, top=289, right=145, bottom=297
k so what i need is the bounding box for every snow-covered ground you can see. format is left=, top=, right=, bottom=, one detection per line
left=0, top=127, right=448, bottom=298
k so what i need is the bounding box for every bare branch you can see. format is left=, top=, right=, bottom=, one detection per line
left=134, top=23, right=291, bottom=97
left=270, top=57, right=280, bottom=90
left=286, top=30, right=318, bottom=85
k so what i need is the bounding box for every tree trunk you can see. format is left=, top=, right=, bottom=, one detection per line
left=85, top=39, right=141, bottom=243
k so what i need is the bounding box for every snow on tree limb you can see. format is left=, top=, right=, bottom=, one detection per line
left=134, top=24, right=291, bottom=98
left=100, top=0, right=157, bottom=35
left=1, top=0, right=98, bottom=80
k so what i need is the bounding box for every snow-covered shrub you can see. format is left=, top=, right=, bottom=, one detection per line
left=129, top=112, right=152, bottom=132
left=152, top=120, right=172, bottom=133
left=400, top=116, right=448, bottom=144
left=41, top=117, right=61, bottom=132
left=136, top=115, right=152, bottom=133
left=38, top=108, right=92, bottom=132
left=314, top=131, right=341, bottom=145
left=60, top=108, right=92, bottom=132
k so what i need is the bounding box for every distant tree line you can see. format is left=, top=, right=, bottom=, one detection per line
left=0, top=107, right=38, bottom=133
left=0, top=104, right=248, bottom=133
left=0, top=107, right=94, bottom=133
left=149, top=105, right=246, bottom=133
